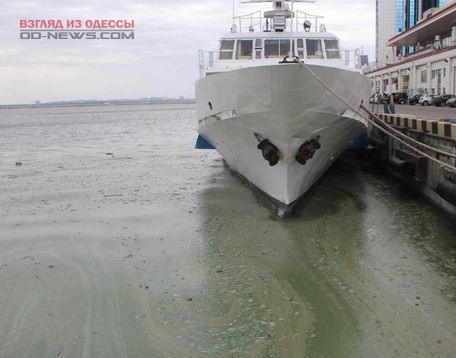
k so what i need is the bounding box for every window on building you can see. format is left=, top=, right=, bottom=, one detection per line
left=324, top=40, right=340, bottom=59
left=423, top=0, right=445, bottom=13
left=443, top=68, right=446, bottom=77
left=392, top=77, right=398, bottom=91
left=432, top=70, right=436, bottom=79
left=219, top=40, right=235, bottom=60
left=421, top=70, right=427, bottom=83
left=306, top=39, right=323, bottom=59
left=236, top=40, right=253, bottom=60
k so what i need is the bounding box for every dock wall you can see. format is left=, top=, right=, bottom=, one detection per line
left=369, top=113, right=456, bottom=215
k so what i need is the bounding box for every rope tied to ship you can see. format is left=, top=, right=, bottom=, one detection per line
left=290, top=57, right=456, bottom=172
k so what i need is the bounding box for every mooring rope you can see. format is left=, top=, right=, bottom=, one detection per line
left=360, top=104, right=456, bottom=160
left=291, top=57, right=456, bottom=171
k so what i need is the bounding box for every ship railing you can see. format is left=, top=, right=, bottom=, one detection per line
left=233, top=11, right=263, bottom=33
left=231, top=9, right=324, bottom=33
left=198, top=50, right=217, bottom=78
left=294, top=10, right=324, bottom=32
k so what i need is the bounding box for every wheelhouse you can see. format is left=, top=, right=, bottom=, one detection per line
left=198, top=1, right=362, bottom=77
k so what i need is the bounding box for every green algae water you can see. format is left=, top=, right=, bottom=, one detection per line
left=0, top=104, right=455, bottom=357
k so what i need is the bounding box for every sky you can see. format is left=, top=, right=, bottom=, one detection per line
left=0, top=0, right=375, bottom=105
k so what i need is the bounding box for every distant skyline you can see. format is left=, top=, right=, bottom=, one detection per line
left=0, top=0, right=375, bottom=105
left=0, top=96, right=195, bottom=109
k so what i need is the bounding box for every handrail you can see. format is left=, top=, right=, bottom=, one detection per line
left=295, top=10, right=324, bottom=32
left=233, top=10, right=263, bottom=32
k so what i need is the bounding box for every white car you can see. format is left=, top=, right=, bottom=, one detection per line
left=446, top=97, right=456, bottom=108
left=419, top=94, right=435, bottom=106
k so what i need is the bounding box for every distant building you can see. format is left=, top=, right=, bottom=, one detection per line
left=376, top=0, right=448, bottom=67
left=368, top=2, right=456, bottom=96
left=35, top=100, right=41, bottom=105
left=376, top=0, right=397, bottom=68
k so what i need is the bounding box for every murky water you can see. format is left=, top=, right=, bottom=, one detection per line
left=0, top=104, right=455, bottom=357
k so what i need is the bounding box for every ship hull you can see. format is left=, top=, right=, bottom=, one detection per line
left=195, top=64, right=370, bottom=207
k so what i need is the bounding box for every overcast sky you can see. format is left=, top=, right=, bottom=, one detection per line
left=0, top=0, right=375, bottom=105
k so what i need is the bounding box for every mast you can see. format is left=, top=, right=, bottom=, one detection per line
left=290, top=0, right=294, bottom=56
left=240, top=0, right=315, bottom=33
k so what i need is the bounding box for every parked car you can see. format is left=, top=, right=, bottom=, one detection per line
left=433, top=94, right=455, bottom=107
left=391, top=92, right=408, bottom=104
left=447, top=97, right=456, bottom=108
left=408, top=94, right=422, bottom=105
left=419, top=95, right=435, bottom=106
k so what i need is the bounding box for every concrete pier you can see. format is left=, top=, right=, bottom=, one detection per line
left=368, top=108, right=456, bottom=216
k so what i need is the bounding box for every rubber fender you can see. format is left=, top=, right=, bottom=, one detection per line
left=368, top=135, right=387, bottom=148
left=296, top=138, right=321, bottom=165
left=257, top=139, right=280, bottom=167
left=436, top=178, right=456, bottom=206
left=388, top=155, right=414, bottom=175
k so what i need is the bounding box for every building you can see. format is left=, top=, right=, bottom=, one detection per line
left=376, top=0, right=397, bottom=68
left=376, top=0, right=448, bottom=67
left=369, top=1, right=456, bottom=96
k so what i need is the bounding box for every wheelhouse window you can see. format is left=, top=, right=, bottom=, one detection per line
left=279, top=40, right=292, bottom=57
left=265, top=39, right=279, bottom=58
left=306, top=39, right=323, bottom=59
left=324, top=40, right=340, bottom=59
left=265, top=39, right=292, bottom=58
left=219, top=40, right=235, bottom=60
left=255, top=39, right=262, bottom=59
left=296, top=39, right=305, bottom=58
left=236, top=40, right=253, bottom=60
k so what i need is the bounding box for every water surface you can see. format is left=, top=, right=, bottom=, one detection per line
left=0, top=104, right=455, bottom=357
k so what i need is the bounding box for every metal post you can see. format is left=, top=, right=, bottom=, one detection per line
left=290, top=0, right=294, bottom=56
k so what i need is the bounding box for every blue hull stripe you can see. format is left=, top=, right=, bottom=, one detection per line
left=195, top=135, right=215, bottom=150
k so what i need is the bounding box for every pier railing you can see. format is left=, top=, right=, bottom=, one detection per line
left=375, top=113, right=456, bottom=142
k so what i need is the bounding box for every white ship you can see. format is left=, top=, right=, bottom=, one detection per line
left=196, top=0, right=370, bottom=214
